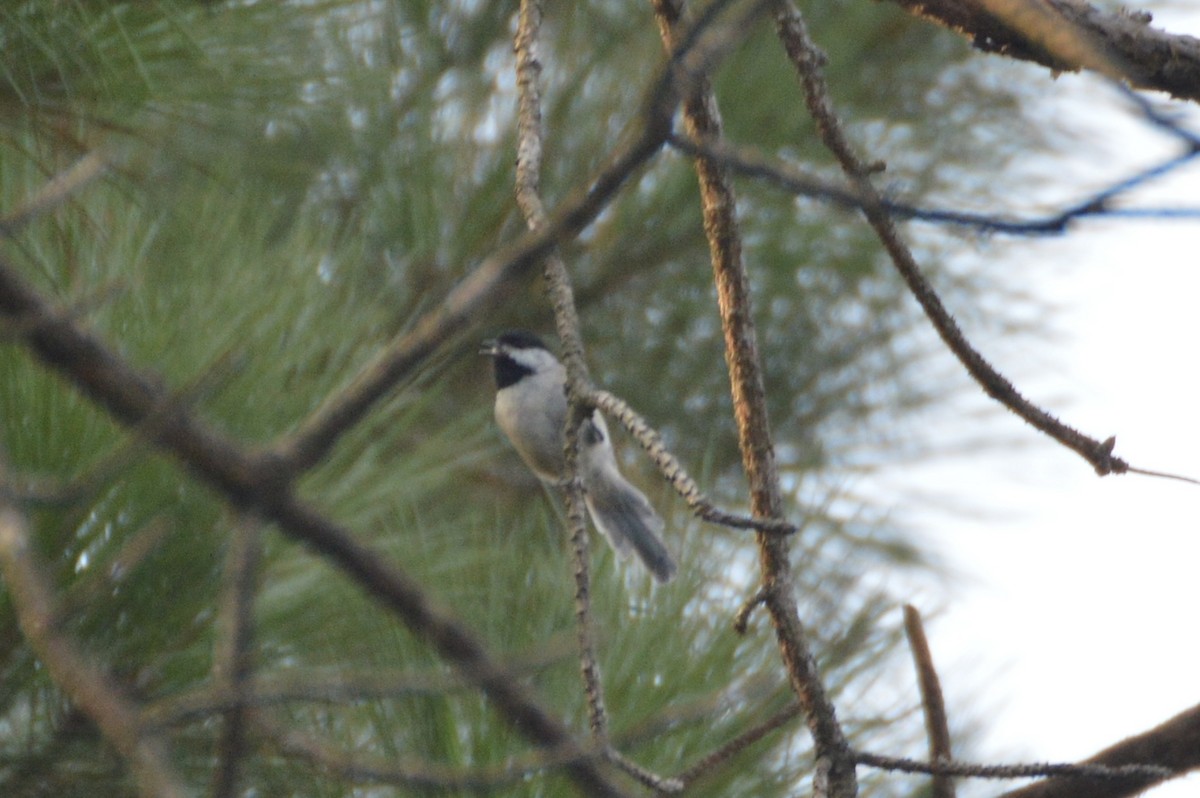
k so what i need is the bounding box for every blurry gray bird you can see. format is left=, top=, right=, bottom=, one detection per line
left=481, top=331, right=676, bottom=582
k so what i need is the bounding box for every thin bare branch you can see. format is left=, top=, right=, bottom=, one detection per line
left=856, top=751, right=1172, bottom=782
left=674, top=702, right=803, bottom=788
left=0, top=464, right=188, bottom=798
left=773, top=1, right=1131, bottom=480
left=667, top=132, right=1200, bottom=235
left=605, top=748, right=684, bottom=794
left=514, top=0, right=611, bottom=743
left=59, top=516, right=170, bottom=616
left=651, top=1, right=857, bottom=796
left=0, top=149, right=111, bottom=235
left=902, top=605, right=955, bottom=798
left=733, top=586, right=769, bottom=635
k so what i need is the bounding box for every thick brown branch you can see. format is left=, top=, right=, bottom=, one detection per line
left=998, top=702, right=1200, bottom=798
left=884, top=0, right=1200, bottom=103
left=650, top=2, right=857, bottom=796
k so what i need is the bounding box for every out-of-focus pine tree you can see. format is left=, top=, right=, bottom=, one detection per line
left=0, top=1, right=1041, bottom=795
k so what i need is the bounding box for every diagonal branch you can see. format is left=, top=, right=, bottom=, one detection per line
left=590, top=389, right=797, bottom=534
left=773, top=1, right=1130, bottom=479
left=674, top=702, right=803, bottom=788
left=0, top=257, right=630, bottom=798
left=272, top=72, right=675, bottom=476
left=0, top=149, right=112, bottom=236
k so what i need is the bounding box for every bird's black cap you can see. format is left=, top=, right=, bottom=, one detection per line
left=495, top=330, right=548, bottom=350
left=481, top=330, right=551, bottom=389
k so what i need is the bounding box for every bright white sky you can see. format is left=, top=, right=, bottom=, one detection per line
left=878, top=8, right=1200, bottom=796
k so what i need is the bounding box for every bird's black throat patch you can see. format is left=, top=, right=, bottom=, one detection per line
left=492, top=353, right=534, bottom=389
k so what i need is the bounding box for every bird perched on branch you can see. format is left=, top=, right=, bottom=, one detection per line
left=481, top=331, right=676, bottom=582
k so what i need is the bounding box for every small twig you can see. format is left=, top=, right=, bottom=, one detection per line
left=211, top=515, right=264, bottom=798
left=590, top=390, right=798, bottom=535
left=0, top=463, right=188, bottom=798
left=902, top=605, right=955, bottom=798
left=733, top=586, right=769, bottom=635
left=673, top=701, right=803, bottom=788
left=59, top=516, right=170, bottom=616
left=605, top=747, right=684, bottom=794
left=1125, top=465, right=1200, bottom=485
left=0, top=148, right=111, bottom=236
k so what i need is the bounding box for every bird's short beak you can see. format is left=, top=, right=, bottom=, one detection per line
left=479, top=339, right=499, bottom=357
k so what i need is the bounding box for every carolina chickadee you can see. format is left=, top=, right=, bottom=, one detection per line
left=481, top=331, right=676, bottom=583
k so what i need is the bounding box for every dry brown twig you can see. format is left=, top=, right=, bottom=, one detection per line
left=673, top=702, right=804, bottom=789
left=902, top=605, right=956, bottom=798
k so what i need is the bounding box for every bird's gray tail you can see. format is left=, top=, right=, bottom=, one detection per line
left=584, top=478, right=676, bottom=583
